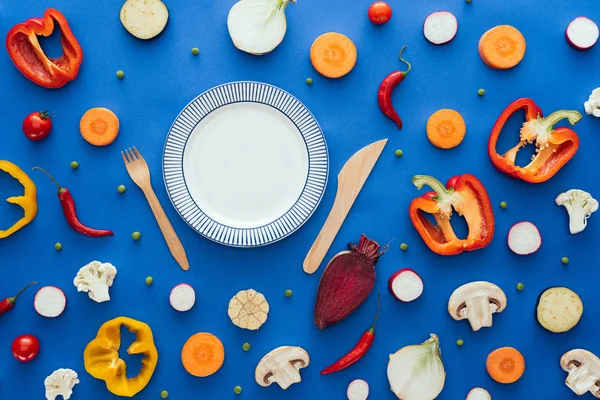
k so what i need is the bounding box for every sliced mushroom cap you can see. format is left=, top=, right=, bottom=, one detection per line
left=561, top=349, right=600, bottom=397
left=255, top=346, right=310, bottom=390
left=448, top=281, right=507, bottom=332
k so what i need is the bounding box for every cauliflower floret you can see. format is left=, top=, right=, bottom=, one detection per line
left=73, top=261, right=117, bottom=303
left=44, top=368, right=79, bottom=400
left=556, top=189, right=599, bottom=234
left=584, top=88, right=600, bottom=118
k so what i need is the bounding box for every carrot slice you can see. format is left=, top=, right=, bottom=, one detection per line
left=478, top=25, right=526, bottom=70
left=80, top=107, right=120, bottom=146
left=486, top=347, right=525, bottom=384
left=310, top=32, right=357, bottom=78
left=181, top=332, right=225, bottom=377
left=426, top=109, right=466, bottom=149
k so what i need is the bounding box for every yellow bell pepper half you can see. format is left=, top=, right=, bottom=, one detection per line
left=0, top=160, right=37, bottom=239
left=84, top=317, right=158, bottom=397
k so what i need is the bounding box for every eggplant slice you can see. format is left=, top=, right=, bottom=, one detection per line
left=536, top=287, right=583, bottom=333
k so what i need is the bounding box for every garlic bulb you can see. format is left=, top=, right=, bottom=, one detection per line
left=387, top=334, right=446, bottom=400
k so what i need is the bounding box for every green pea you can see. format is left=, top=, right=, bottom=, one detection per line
left=394, top=149, right=403, bottom=157
left=54, top=242, right=63, bottom=251
left=517, top=282, right=524, bottom=291
left=132, top=232, right=142, bottom=241
left=500, top=201, right=507, bottom=210
left=70, top=161, right=79, bottom=170
left=191, top=48, right=200, bottom=55
left=400, top=243, right=408, bottom=251
left=117, top=185, right=126, bottom=194
left=242, top=342, right=251, bottom=351
left=234, top=386, right=242, bottom=395
left=466, top=0, right=472, bottom=3
left=306, top=78, right=313, bottom=85
left=116, top=70, right=125, bottom=79
left=477, top=88, right=485, bottom=96
left=284, top=289, right=293, bottom=298
left=562, top=257, right=569, bottom=265
left=456, top=339, right=464, bottom=346
left=145, top=276, right=153, bottom=286
left=160, top=390, right=169, bottom=398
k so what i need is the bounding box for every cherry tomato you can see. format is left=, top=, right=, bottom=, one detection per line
left=23, top=111, right=53, bottom=141
left=368, top=2, right=393, bottom=25
left=11, top=334, right=40, bottom=362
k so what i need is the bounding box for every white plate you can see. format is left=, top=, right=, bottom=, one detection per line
left=163, top=82, right=329, bottom=247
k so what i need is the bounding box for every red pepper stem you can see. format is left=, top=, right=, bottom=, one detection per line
left=8, top=281, right=37, bottom=304
left=398, top=46, right=412, bottom=77
left=368, top=293, right=381, bottom=333
left=412, top=175, right=454, bottom=198
left=32, top=167, right=66, bottom=193
left=540, top=110, right=582, bottom=129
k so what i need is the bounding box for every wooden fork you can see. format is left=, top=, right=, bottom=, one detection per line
left=122, top=147, right=190, bottom=271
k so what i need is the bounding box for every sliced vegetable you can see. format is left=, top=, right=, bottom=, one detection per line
left=486, top=347, right=525, bottom=384
left=426, top=109, right=466, bottom=149
left=120, top=0, right=169, bottom=40
left=74, top=261, right=117, bottom=303
left=255, top=346, right=310, bottom=390
left=388, top=269, right=423, bottom=302
left=12, top=334, right=40, bottom=362
left=378, top=46, right=412, bottom=129
left=478, top=25, right=526, bottom=69
left=508, top=222, right=541, bottom=255
left=23, top=111, right=53, bottom=141
left=537, top=287, right=583, bottom=333
left=0, top=161, right=38, bottom=239
left=227, top=0, right=295, bottom=55
left=80, top=108, right=120, bottom=146
left=310, top=32, right=357, bottom=78
left=555, top=189, right=598, bottom=234
left=387, top=334, right=445, bottom=399
left=584, top=88, right=600, bottom=117
left=228, top=289, right=269, bottom=330
left=448, top=281, right=507, bottom=331
left=466, top=387, right=491, bottom=400
left=44, top=368, right=79, bottom=400
left=561, top=349, right=600, bottom=397
left=34, top=286, right=66, bottom=318
left=170, top=283, right=196, bottom=312
left=566, top=17, right=599, bottom=50
left=423, top=12, right=458, bottom=45
left=0, top=282, right=36, bottom=316
left=347, top=379, right=369, bottom=400
left=181, top=332, right=225, bottom=377
left=368, top=2, right=392, bottom=25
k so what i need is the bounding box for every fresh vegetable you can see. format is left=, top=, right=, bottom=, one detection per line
left=478, top=25, right=526, bottom=69
left=478, top=89, right=485, bottom=96
left=562, top=257, right=569, bottom=265
left=69, top=161, right=79, bottom=170
left=566, top=17, right=598, bottom=50
left=284, top=289, right=293, bottom=298
left=584, top=88, right=600, bottom=117
left=448, top=281, right=507, bottom=331
left=321, top=294, right=380, bottom=375
left=145, top=276, right=153, bottom=285
left=536, top=287, right=583, bottom=333
left=132, top=231, right=142, bottom=240
left=306, top=78, right=313, bottom=85
left=23, top=111, right=52, bottom=141
left=314, top=235, right=384, bottom=330
left=378, top=46, right=412, bottom=129
left=255, top=346, right=310, bottom=390
left=84, top=317, right=158, bottom=397
left=116, top=70, right=125, bottom=79
left=399, top=243, right=408, bottom=251
left=34, top=167, right=114, bottom=237
left=34, top=286, right=66, bottom=318
left=410, top=174, right=494, bottom=255
left=170, top=283, right=196, bottom=312
left=555, top=189, right=598, bottom=234
left=54, top=242, right=62, bottom=251
left=387, top=334, right=445, bottom=400
left=181, top=332, right=225, bottom=377
left=0, top=161, right=37, bottom=239
left=228, top=289, right=269, bottom=330
left=388, top=269, right=423, bottom=302
left=347, top=379, right=369, bottom=400
left=456, top=339, right=464, bottom=347
left=117, top=185, right=126, bottom=194
left=243, top=342, right=251, bottom=351
left=508, top=222, right=541, bottom=255
left=368, top=2, right=392, bottom=25
left=486, top=347, right=525, bottom=384
left=5, top=9, right=83, bottom=88
left=394, top=150, right=403, bottom=157
left=12, top=334, right=40, bottom=362
left=517, top=282, right=524, bottom=291
left=423, top=12, right=458, bottom=45
left=80, top=107, right=120, bottom=146
left=234, top=386, right=242, bottom=394
left=191, top=47, right=200, bottom=55
left=44, top=368, right=79, bottom=400
left=466, top=387, right=491, bottom=400
left=73, top=261, right=117, bottom=303
left=489, top=99, right=581, bottom=183
left=120, top=0, right=169, bottom=40
left=0, top=282, right=36, bottom=316
left=426, top=109, right=466, bottom=149
left=227, top=0, right=295, bottom=55
left=561, top=349, right=600, bottom=397
left=310, top=32, right=357, bottom=78
left=160, top=390, right=169, bottom=398
left=500, top=201, right=507, bottom=209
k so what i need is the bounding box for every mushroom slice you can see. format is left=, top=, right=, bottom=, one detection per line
left=228, top=289, right=270, bottom=330
left=255, top=346, right=310, bottom=390
left=561, top=349, right=600, bottom=397
left=448, top=281, right=507, bottom=331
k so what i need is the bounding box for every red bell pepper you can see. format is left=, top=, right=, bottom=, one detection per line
left=409, top=174, right=494, bottom=256
left=488, top=98, right=581, bottom=183
left=5, top=9, right=83, bottom=89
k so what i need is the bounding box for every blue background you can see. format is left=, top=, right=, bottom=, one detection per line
left=1, top=0, right=599, bottom=398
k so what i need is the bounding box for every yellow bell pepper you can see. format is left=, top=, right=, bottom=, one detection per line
left=0, top=160, right=37, bottom=238
left=84, top=317, right=158, bottom=397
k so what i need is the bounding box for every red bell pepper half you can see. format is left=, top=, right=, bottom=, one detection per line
left=409, top=174, right=494, bottom=256
left=488, top=98, right=581, bottom=183
left=5, top=9, right=83, bottom=89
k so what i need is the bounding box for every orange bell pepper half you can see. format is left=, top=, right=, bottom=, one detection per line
left=488, top=98, right=581, bottom=183
left=409, top=174, right=494, bottom=256
left=5, top=9, right=83, bottom=89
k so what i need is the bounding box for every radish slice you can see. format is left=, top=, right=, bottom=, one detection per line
left=424, top=12, right=458, bottom=45
left=467, top=387, right=492, bottom=400
left=34, top=286, right=66, bottom=318
left=120, top=0, right=169, bottom=40
left=566, top=17, right=599, bottom=50
left=388, top=268, right=423, bottom=302
left=508, top=222, right=541, bottom=255
left=347, top=379, right=369, bottom=400
left=170, top=284, right=196, bottom=312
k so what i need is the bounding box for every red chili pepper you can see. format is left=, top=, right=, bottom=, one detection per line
left=321, top=294, right=380, bottom=375
left=378, top=46, right=412, bottom=129
left=33, top=167, right=113, bottom=237
left=0, top=282, right=37, bottom=315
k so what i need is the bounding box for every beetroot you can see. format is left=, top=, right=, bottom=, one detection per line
left=314, top=234, right=383, bottom=330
